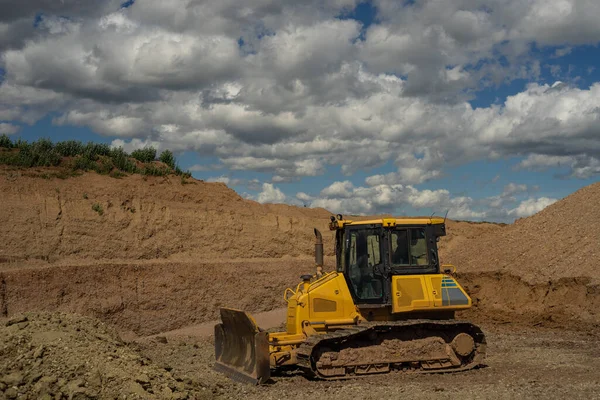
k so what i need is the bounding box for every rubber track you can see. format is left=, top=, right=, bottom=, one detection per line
left=295, top=319, right=487, bottom=379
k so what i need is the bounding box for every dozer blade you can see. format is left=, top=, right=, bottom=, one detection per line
left=214, top=308, right=271, bottom=385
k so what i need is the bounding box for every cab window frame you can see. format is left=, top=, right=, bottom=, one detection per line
left=388, top=225, right=439, bottom=275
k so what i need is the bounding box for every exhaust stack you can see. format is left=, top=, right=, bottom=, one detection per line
left=314, top=228, right=323, bottom=278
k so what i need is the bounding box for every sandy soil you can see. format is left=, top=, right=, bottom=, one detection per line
left=135, top=322, right=600, bottom=400
left=0, top=168, right=599, bottom=399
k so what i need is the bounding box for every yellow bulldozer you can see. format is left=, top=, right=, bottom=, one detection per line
left=214, top=215, right=486, bottom=384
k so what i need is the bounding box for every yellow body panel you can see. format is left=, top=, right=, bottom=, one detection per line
left=272, top=272, right=471, bottom=350
left=391, top=274, right=471, bottom=313
left=330, top=217, right=446, bottom=230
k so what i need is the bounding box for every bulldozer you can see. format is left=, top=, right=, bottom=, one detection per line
left=214, top=215, right=486, bottom=384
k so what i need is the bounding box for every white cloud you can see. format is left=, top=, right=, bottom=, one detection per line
left=0, top=0, right=600, bottom=195
left=206, top=176, right=243, bottom=186
left=296, top=192, right=314, bottom=202
left=320, top=181, right=354, bottom=198
left=509, top=197, right=558, bottom=218
left=502, top=183, right=528, bottom=196
left=0, top=123, right=19, bottom=135
left=256, top=183, right=287, bottom=204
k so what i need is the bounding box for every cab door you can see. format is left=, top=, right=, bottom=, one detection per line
left=344, top=226, right=386, bottom=304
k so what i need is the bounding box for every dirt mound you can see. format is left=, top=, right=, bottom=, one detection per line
left=0, top=167, right=332, bottom=263
left=0, top=312, right=208, bottom=399
left=0, top=259, right=321, bottom=336
left=444, top=182, right=600, bottom=284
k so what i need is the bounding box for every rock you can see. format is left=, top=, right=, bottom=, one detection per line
left=0, top=382, right=6, bottom=391
left=39, top=376, right=57, bottom=385
left=1, top=372, right=24, bottom=387
left=5, top=315, right=28, bottom=326
left=4, top=387, right=18, bottom=399
left=28, top=372, right=43, bottom=384
left=155, top=336, right=168, bottom=344
left=70, top=387, right=98, bottom=400
left=16, top=322, right=29, bottom=330
left=135, top=373, right=150, bottom=385
left=33, top=345, right=45, bottom=359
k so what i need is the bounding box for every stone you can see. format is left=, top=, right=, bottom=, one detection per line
left=155, top=336, right=168, bottom=344
left=1, top=372, right=24, bottom=387
left=5, top=315, right=28, bottom=327
left=33, top=345, right=45, bottom=359
left=15, top=322, right=29, bottom=330
left=29, top=372, right=43, bottom=384
left=4, top=387, right=18, bottom=399
left=135, top=374, right=150, bottom=385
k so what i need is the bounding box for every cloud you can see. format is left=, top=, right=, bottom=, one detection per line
left=0, top=123, right=19, bottom=135
left=206, top=176, right=243, bottom=186
left=1, top=0, right=600, bottom=191
left=256, top=183, right=287, bottom=204
left=509, top=197, right=557, bottom=218
left=502, top=183, right=528, bottom=196
left=305, top=179, right=555, bottom=221
left=296, top=192, right=314, bottom=202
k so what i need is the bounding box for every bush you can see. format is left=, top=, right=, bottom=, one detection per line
left=141, top=163, right=169, bottom=176
left=159, top=150, right=175, bottom=169
left=55, top=140, right=84, bottom=157
left=175, top=165, right=192, bottom=178
left=72, top=155, right=96, bottom=171
left=92, top=203, right=104, bottom=216
left=0, top=134, right=12, bottom=148
left=96, top=157, right=114, bottom=175
left=131, top=147, right=156, bottom=163
left=110, top=170, right=127, bottom=179
left=109, top=147, right=137, bottom=173
left=83, top=142, right=111, bottom=160
left=19, top=138, right=62, bottom=167
left=0, top=150, right=19, bottom=165
left=0, top=137, right=185, bottom=179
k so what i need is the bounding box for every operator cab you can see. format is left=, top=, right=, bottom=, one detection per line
left=330, top=216, right=446, bottom=306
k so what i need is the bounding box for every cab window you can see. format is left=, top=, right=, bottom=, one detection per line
left=391, top=228, right=428, bottom=266
left=347, top=229, right=383, bottom=300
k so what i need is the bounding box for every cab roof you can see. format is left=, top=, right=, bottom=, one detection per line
left=329, top=217, right=445, bottom=230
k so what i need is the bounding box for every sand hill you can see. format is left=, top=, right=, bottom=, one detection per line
left=0, top=167, right=598, bottom=336
left=444, top=182, right=600, bottom=285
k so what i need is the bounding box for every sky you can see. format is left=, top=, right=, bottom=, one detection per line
left=1, top=0, right=600, bottom=222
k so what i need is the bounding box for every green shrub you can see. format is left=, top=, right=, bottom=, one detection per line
left=110, top=170, right=127, bottom=179
left=96, top=157, right=114, bottom=175
left=55, top=140, right=84, bottom=157
left=83, top=142, right=111, bottom=160
left=159, top=150, right=175, bottom=169
left=175, top=165, right=192, bottom=178
left=141, top=163, right=169, bottom=176
left=0, top=138, right=185, bottom=179
left=0, top=134, right=12, bottom=148
left=131, top=147, right=156, bottom=163
left=0, top=150, right=19, bottom=165
left=109, top=147, right=137, bottom=173
left=72, top=155, right=96, bottom=171
left=92, top=203, right=104, bottom=216
left=19, top=138, right=61, bottom=167
left=13, top=139, right=29, bottom=150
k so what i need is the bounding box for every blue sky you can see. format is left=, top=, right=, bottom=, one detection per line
left=1, top=0, right=600, bottom=221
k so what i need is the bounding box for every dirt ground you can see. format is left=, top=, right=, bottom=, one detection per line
left=1, top=169, right=599, bottom=399
left=134, top=318, right=600, bottom=400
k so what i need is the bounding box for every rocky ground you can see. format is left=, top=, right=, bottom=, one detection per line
left=1, top=169, right=599, bottom=399
left=135, top=321, right=600, bottom=400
